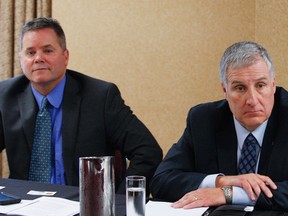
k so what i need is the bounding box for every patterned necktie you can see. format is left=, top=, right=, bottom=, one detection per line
left=238, top=133, right=261, bottom=174
left=29, top=97, right=52, bottom=183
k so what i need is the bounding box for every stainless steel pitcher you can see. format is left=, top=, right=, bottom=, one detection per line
left=79, top=156, right=115, bottom=216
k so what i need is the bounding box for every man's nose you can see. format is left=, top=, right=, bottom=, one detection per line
left=34, top=52, right=45, bottom=63
left=246, top=89, right=258, bottom=106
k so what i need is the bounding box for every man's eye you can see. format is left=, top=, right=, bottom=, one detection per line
left=44, top=49, right=53, bottom=53
left=235, top=86, right=245, bottom=91
left=258, top=83, right=265, bottom=88
left=26, top=51, right=35, bottom=56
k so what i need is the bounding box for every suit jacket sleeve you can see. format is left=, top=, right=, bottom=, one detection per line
left=0, top=111, right=4, bottom=152
left=150, top=107, right=208, bottom=201
left=256, top=181, right=288, bottom=210
left=104, top=83, right=163, bottom=194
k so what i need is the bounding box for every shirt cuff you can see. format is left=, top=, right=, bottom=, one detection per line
left=198, top=173, right=222, bottom=188
left=232, top=186, right=256, bottom=206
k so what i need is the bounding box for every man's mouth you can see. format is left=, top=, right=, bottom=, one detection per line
left=244, top=110, right=261, bottom=115
left=32, top=68, right=48, bottom=72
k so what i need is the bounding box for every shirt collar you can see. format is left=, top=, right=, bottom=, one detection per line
left=234, top=116, right=268, bottom=150
left=31, top=75, right=66, bottom=109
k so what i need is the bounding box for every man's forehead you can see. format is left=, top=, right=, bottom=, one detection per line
left=23, top=44, right=54, bottom=50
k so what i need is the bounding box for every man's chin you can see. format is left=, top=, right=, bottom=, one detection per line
left=31, top=77, right=53, bottom=87
left=242, top=118, right=267, bottom=131
left=31, top=73, right=51, bottom=82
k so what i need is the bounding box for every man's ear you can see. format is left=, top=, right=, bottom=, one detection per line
left=221, top=83, right=227, bottom=98
left=272, top=78, right=276, bottom=93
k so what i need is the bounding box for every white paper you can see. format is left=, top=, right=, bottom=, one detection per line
left=244, top=206, right=254, bottom=212
left=1, top=197, right=79, bottom=216
left=146, top=200, right=208, bottom=216
left=27, top=190, right=57, bottom=196
left=0, top=200, right=37, bottom=214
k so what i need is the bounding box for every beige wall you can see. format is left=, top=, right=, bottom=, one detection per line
left=256, top=1, right=288, bottom=88
left=52, top=0, right=288, bottom=155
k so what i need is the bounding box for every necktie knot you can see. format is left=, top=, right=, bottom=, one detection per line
left=41, top=97, right=48, bottom=108
left=245, top=133, right=257, bottom=146
left=39, top=97, right=49, bottom=115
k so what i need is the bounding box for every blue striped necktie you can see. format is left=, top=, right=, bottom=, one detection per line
left=238, top=133, right=261, bottom=174
left=29, top=97, right=52, bottom=183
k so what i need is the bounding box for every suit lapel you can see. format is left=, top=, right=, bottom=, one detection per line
left=257, top=103, right=278, bottom=174
left=216, top=113, right=238, bottom=175
left=18, top=86, right=37, bottom=150
left=62, top=73, right=81, bottom=184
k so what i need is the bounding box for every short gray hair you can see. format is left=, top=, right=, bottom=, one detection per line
left=219, top=41, right=274, bottom=87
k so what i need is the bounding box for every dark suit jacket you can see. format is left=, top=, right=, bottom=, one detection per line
left=151, top=87, right=288, bottom=210
left=0, top=69, right=163, bottom=194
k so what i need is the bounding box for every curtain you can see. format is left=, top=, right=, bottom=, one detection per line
left=0, top=0, right=52, bottom=177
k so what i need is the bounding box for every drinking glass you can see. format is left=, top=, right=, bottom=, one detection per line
left=126, top=176, right=146, bottom=216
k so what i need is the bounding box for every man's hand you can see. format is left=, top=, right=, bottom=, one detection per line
left=171, top=188, right=225, bottom=209
left=216, top=174, right=277, bottom=200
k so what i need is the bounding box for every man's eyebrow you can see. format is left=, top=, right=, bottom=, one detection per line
left=231, top=77, right=268, bottom=85
left=23, top=46, right=34, bottom=51
left=40, top=44, right=55, bottom=49
left=230, top=80, right=245, bottom=86
left=255, top=77, right=269, bottom=82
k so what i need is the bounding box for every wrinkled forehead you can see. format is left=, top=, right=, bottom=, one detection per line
left=227, top=58, right=273, bottom=79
